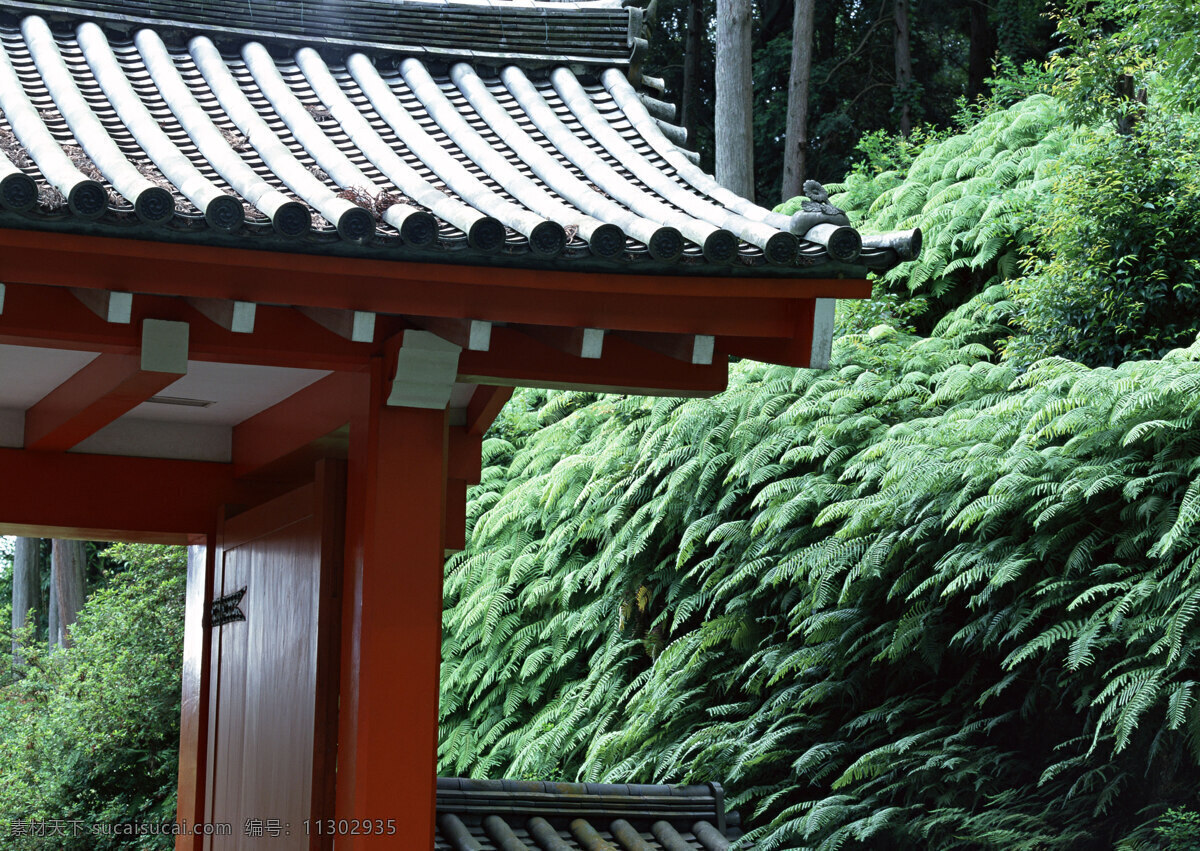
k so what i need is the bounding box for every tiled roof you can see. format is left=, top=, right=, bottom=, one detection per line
left=0, top=1, right=918, bottom=276
left=1, top=0, right=641, bottom=66
left=435, top=778, right=746, bottom=850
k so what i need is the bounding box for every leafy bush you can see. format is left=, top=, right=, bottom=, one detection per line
left=777, top=93, right=1074, bottom=337
left=1007, top=112, right=1200, bottom=367
left=0, top=544, right=185, bottom=849
left=441, top=283, right=1200, bottom=847
left=1152, top=807, right=1200, bottom=850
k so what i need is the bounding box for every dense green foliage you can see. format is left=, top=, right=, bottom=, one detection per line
left=440, top=3, right=1200, bottom=846
left=0, top=545, right=185, bottom=849
left=1007, top=113, right=1200, bottom=366
left=787, top=92, right=1074, bottom=335
left=442, top=288, right=1200, bottom=847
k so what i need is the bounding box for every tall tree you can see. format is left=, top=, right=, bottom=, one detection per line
left=715, top=0, right=755, bottom=197
left=680, top=0, right=704, bottom=144
left=967, top=0, right=997, bottom=101
left=11, top=537, right=40, bottom=661
left=894, top=0, right=915, bottom=135
left=782, top=0, right=817, bottom=199
left=49, top=539, right=86, bottom=649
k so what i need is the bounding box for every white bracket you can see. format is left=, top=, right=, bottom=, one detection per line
left=72, top=288, right=132, bottom=324
left=142, top=319, right=190, bottom=374
left=188, top=297, right=256, bottom=333
left=388, top=330, right=462, bottom=409
left=299, top=307, right=376, bottom=343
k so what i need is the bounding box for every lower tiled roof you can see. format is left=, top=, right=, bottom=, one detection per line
left=435, top=778, right=745, bottom=850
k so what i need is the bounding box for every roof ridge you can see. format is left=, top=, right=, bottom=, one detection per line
left=0, top=0, right=638, bottom=69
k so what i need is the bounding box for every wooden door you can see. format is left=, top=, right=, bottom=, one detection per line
left=205, top=462, right=343, bottom=849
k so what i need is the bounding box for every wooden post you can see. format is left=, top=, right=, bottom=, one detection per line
left=336, top=357, right=447, bottom=848
left=175, top=535, right=214, bottom=851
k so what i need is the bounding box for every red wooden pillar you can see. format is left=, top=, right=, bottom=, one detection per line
left=336, top=357, right=448, bottom=848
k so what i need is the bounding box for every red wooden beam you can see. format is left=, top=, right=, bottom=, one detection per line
left=511, top=324, right=604, bottom=359
left=0, top=282, right=375, bottom=371
left=0, top=229, right=868, bottom=339
left=717, top=299, right=818, bottom=367
left=465, top=385, right=514, bottom=437
left=459, top=326, right=729, bottom=396
left=0, top=227, right=872, bottom=299
left=232, top=371, right=367, bottom=478
left=24, top=351, right=181, bottom=451
left=0, top=448, right=269, bottom=542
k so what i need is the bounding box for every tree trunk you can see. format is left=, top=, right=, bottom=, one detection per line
left=681, top=0, right=703, bottom=145
left=48, top=559, right=58, bottom=652
left=50, top=539, right=86, bottom=649
left=715, top=0, right=755, bottom=198
left=11, top=537, right=40, bottom=661
left=894, top=0, right=914, bottom=136
left=967, top=0, right=996, bottom=102
left=782, top=0, right=817, bottom=201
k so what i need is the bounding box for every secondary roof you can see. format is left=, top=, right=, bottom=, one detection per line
left=435, top=777, right=746, bottom=850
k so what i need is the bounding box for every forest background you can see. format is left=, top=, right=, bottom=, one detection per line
left=3, top=0, right=1200, bottom=847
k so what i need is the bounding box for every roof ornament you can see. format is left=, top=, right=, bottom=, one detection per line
left=786, top=180, right=923, bottom=265
left=788, top=181, right=861, bottom=262
left=787, top=180, right=850, bottom=232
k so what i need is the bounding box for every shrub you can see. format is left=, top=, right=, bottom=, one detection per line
left=1007, top=112, right=1200, bottom=366
left=0, top=544, right=185, bottom=850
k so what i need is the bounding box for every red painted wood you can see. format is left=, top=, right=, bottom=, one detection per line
left=465, top=385, right=513, bottom=436
left=0, top=227, right=872, bottom=299
left=336, top=359, right=445, bottom=848
left=459, top=326, right=729, bottom=395
left=718, top=299, right=818, bottom=367
left=176, top=536, right=215, bottom=851
left=0, top=283, right=372, bottom=371
left=447, top=427, right=482, bottom=484
left=0, top=232, right=867, bottom=341
left=0, top=280, right=839, bottom=396
left=445, top=478, right=468, bottom=553
left=24, top=351, right=181, bottom=451
left=0, top=449, right=271, bottom=542
left=233, top=372, right=367, bottom=478
left=206, top=474, right=343, bottom=849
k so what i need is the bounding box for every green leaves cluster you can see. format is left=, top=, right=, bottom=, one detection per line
left=778, top=93, right=1073, bottom=337
left=439, top=15, right=1200, bottom=846
left=0, top=544, right=185, bottom=849
left=440, top=281, right=1200, bottom=847
left=1050, top=0, right=1200, bottom=123
left=1007, top=113, right=1200, bottom=367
